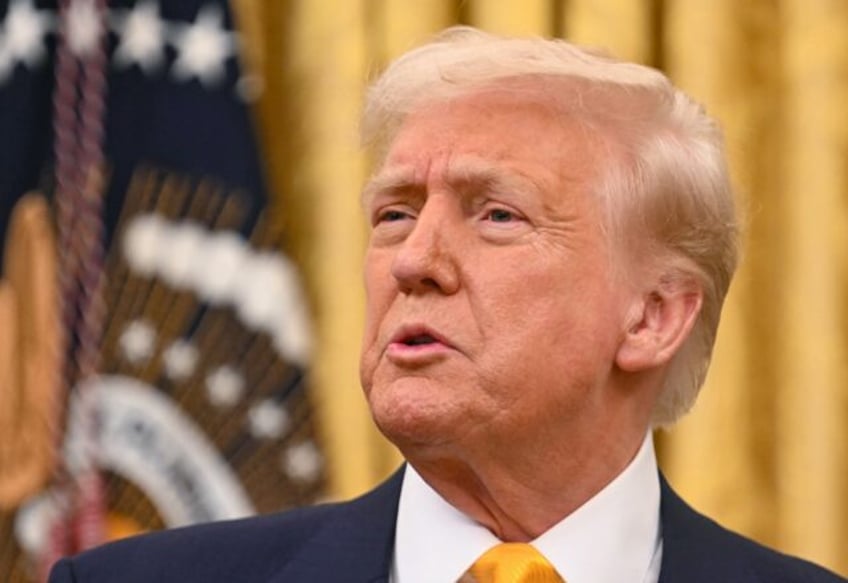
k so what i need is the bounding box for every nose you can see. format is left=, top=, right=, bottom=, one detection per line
left=390, top=199, right=460, bottom=295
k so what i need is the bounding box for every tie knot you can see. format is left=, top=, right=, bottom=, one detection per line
left=466, top=543, right=564, bottom=583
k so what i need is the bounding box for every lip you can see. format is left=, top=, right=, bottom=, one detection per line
left=385, top=323, right=455, bottom=364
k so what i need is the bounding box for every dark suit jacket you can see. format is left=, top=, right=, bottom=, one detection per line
left=49, top=468, right=845, bottom=582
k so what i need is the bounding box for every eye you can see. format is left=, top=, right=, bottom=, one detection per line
left=476, top=202, right=531, bottom=242
left=485, top=208, right=517, bottom=223
left=379, top=209, right=410, bottom=222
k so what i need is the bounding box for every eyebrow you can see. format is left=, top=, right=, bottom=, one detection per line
left=361, top=166, right=419, bottom=207
left=448, top=158, right=541, bottom=199
left=361, top=157, right=540, bottom=207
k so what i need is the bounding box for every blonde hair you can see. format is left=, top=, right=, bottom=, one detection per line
left=362, top=27, right=740, bottom=426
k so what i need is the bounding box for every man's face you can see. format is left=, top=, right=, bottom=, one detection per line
left=360, top=86, right=634, bottom=458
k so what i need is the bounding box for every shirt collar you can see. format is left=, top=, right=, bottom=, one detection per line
left=391, top=432, right=661, bottom=583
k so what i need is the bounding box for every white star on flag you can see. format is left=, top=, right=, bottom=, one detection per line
left=66, top=0, right=103, bottom=58
left=283, top=442, right=322, bottom=483
left=171, top=4, right=235, bottom=87
left=113, top=0, right=166, bottom=72
left=162, top=339, right=199, bottom=380
left=206, top=365, right=245, bottom=408
left=119, top=319, right=156, bottom=364
left=2, top=0, right=53, bottom=69
left=248, top=400, right=291, bottom=440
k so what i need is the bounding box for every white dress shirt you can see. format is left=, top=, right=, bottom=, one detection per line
left=390, top=433, right=662, bottom=583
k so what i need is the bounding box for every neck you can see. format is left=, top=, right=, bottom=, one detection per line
left=406, top=416, right=650, bottom=541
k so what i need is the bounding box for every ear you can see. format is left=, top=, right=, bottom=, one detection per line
left=615, top=275, right=703, bottom=372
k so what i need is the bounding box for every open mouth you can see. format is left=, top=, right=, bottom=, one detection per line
left=387, top=326, right=452, bottom=361
left=403, top=334, right=437, bottom=346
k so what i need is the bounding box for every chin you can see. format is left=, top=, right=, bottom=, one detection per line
left=368, top=381, right=458, bottom=449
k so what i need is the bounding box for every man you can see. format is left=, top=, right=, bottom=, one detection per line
left=50, top=27, right=844, bottom=583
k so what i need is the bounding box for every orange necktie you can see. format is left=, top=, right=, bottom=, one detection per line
left=465, top=543, right=565, bottom=583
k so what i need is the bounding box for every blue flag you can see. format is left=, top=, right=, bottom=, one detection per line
left=0, top=1, right=324, bottom=578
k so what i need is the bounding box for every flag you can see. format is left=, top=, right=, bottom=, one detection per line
left=0, top=1, right=324, bottom=579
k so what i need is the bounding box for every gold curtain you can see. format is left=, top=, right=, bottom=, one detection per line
left=233, top=0, right=848, bottom=575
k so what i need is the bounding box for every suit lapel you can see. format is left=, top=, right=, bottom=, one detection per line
left=657, top=474, right=756, bottom=582
left=271, top=468, right=405, bottom=583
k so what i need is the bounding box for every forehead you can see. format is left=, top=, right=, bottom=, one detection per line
left=365, top=81, right=606, bottom=202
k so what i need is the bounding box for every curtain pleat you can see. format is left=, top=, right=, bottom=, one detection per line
left=564, top=0, right=655, bottom=63
left=776, top=0, right=848, bottom=566
left=467, top=0, right=554, bottom=36
left=378, top=0, right=456, bottom=60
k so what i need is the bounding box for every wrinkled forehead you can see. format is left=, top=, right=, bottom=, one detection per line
left=369, top=74, right=656, bottom=166
left=361, top=84, right=616, bottom=228
left=364, top=78, right=621, bottom=200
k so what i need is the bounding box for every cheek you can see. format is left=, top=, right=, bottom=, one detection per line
left=474, top=261, right=570, bottom=326
left=478, top=265, right=617, bottom=369
left=360, top=303, right=383, bottom=385
left=362, top=256, right=392, bottom=331
left=360, top=254, right=397, bottom=386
